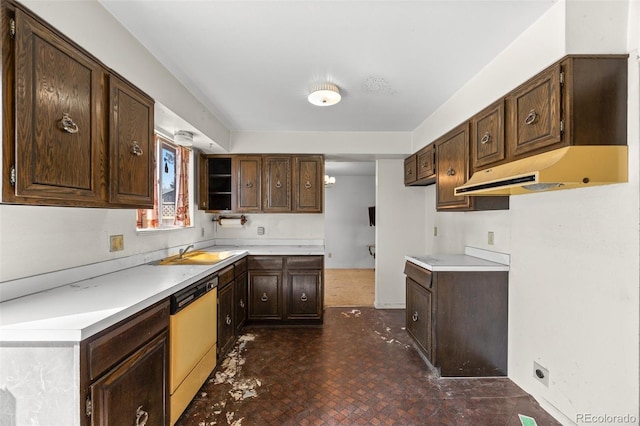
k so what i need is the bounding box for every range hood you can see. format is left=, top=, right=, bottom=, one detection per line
left=454, top=146, right=628, bottom=196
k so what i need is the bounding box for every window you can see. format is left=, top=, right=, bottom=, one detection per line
left=137, top=134, right=193, bottom=230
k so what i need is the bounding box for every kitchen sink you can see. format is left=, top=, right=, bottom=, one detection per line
left=157, top=250, right=237, bottom=265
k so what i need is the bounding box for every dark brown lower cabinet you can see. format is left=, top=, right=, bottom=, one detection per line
left=90, top=332, right=168, bottom=426
left=404, top=261, right=508, bottom=377
left=81, top=299, right=170, bottom=426
left=217, top=279, right=235, bottom=357
left=247, top=255, right=323, bottom=325
left=235, top=270, right=248, bottom=334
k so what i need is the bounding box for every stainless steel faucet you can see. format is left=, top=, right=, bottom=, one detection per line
left=179, top=244, right=194, bottom=259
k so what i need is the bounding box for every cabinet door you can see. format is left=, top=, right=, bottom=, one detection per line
left=248, top=271, right=282, bottom=320
left=404, top=155, right=417, bottom=185
left=199, top=155, right=235, bottom=211
left=217, top=282, right=235, bottom=357
left=236, top=156, right=261, bottom=212
left=436, top=123, right=471, bottom=210
left=286, top=270, right=322, bottom=320
left=293, top=156, right=323, bottom=213
left=108, top=75, right=154, bottom=207
left=416, top=145, right=436, bottom=182
left=471, top=99, right=505, bottom=171
left=14, top=8, right=104, bottom=204
left=406, top=278, right=433, bottom=362
left=508, top=63, right=562, bottom=158
left=90, top=332, right=168, bottom=426
left=263, top=156, right=292, bottom=212
left=234, top=272, right=247, bottom=334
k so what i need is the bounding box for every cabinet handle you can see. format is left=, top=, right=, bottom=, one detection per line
left=131, top=141, right=144, bottom=156
left=226, top=314, right=232, bottom=326
left=480, top=132, right=491, bottom=144
left=246, top=180, right=253, bottom=188
left=261, top=293, right=268, bottom=302
left=58, top=113, right=79, bottom=134
left=275, top=179, right=282, bottom=189
left=407, top=168, right=413, bottom=176
left=304, top=181, right=312, bottom=189
left=412, top=312, right=419, bottom=322
left=135, top=405, right=149, bottom=426
left=524, top=109, right=538, bottom=125
left=421, top=161, right=427, bottom=168
left=300, top=292, right=308, bottom=302
left=239, top=299, right=245, bottom=308
left=446, top=166, right=456, bottom=176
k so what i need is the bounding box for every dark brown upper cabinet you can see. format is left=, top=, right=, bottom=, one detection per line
left=404, top=155, right=417, bottom=185
left=471, top=99, right=505, bottom=171
left=404, top=144, right=436, bottom=187
left=507, top=55, right=627, bottom=160
left=236, top=156, right=262, bottom=212
left=293, top=155, right=323, bottom=213
left=263, top=156, right=292, bottom=212
left=10, top=6, right=105, bottom=205
left=2, top=1, right=155, bottom=208
left=108, top=75, right=154, bottom=208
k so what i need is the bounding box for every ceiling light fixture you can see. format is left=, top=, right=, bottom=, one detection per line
left=174, top=130, right=194, bottom=146
left=308, top=83, right=341, bottom=106
left=324, top=175, right=336, bottom=187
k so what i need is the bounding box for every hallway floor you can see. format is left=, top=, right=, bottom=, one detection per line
left=175, top=308, right=560, bottom=426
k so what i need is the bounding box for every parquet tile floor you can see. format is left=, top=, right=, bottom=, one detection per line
left=175, top=308, right=560, bottom=426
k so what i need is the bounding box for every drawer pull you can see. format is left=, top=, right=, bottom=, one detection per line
left=304, top=180, right=312, bottom=189
left=135, top=405, right=148, bottom=426
left=276, top=179, right=282, bottom=189
left=226, top=314, right=232, bottom=326
left=58, top=112, right=79, bottom=134
left=524, top=109, right=538, bottom=125
left=412, top=312, right=419, bottom=322
left=446, top=166, right=456, bottom=176
left=261, top=293, right=268, bottom=302
left=480, top=132, right=491, bottom=144
left=300, top=293, right=308, bottom=302
left=131, top=141, right=144, bottom=156
left=246, top=180, right=253, bottom=188
left=239, top=299, right=245, bottom=308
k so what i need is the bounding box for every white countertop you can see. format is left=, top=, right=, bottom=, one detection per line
left=0, top=245, right=324, bottom=342
left=405, top=247, right=510, bottom=272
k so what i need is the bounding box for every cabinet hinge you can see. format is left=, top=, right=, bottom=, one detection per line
left=9, top=18, right=15, bottom=39
left=9, top=165, right=16, bottom=187
left=85, top=395, right=92, bottom=417
left=559, top=71, right=565, bottom=86
left=560, top=120, right=565, bottom=133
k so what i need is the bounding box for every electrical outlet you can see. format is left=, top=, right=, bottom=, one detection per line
left=201, top=227, right=205, bottom=237
left=433, top=226, right=438, bottom=237
left=488, top=231, right=495, bottom=245
left=109, top=235, right=124, bottom=252
left=533, top=361, right=549, bottom=387
left=328, top=253, right=332, bottom=258
left=257, top=226, right=265, bottom=235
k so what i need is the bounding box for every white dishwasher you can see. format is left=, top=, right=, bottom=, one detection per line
left=169, top=274, right=218, bottom=425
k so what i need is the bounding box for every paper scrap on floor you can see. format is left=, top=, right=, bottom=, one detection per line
left=518, top=414, right=538, bottom=426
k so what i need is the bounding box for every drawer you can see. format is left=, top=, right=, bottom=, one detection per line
left=234, top=257, right=247, bottom=276
left=404, top=261, right=432, bottom=290
left=248, top=256, right=284, bottom=270
left=87, top=299, right=169, bottom=381
left=218, top=264, right=235, bottom=286
left=285, top=255, right=323, bottom=270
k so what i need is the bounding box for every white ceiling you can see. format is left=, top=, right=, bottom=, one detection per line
left=100, top=0, right=556, bottom=135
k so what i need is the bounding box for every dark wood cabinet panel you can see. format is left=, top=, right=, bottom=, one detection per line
left=436, top=123, right=471, bottom=210
left=416, top=144, right=436, bottom=183
left=108, top=75, right=154, bottom=207
left=236, top=156, right=262, bottom=212
left=406, top=277, right=432, bottom=359
left=248, top=271, right=282, bottom=320
left=293, top=156, right=323, bottom=213
left=404, top=261, right=508, bottom=377
left=471, top=99, right=505, bottom=171
left=199, top=156, right=234, bottom=211
left=508, top=63, right=562, bottom=158
left=217, top=281, right=235, bottom=357
left=234, top=272, right=247, bottom=334
left=286, top=270, right=322, bottom=320
left=404, top=156, right=417, bottom=185
left=263, top=156, right=292, bottom=212
left=90, top=331, right=168, bottom=426
left=12, top=7, right=105, bottom=204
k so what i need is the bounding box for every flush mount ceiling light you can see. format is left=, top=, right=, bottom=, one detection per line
left=308, top=83, right=341, bottom=106
left=174, top=130, right=193, bottom=146
left=324, top=174, right=336, bottom=187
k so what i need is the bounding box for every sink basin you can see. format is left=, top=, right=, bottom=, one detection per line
left=158, top=250, right=237, bottom=265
